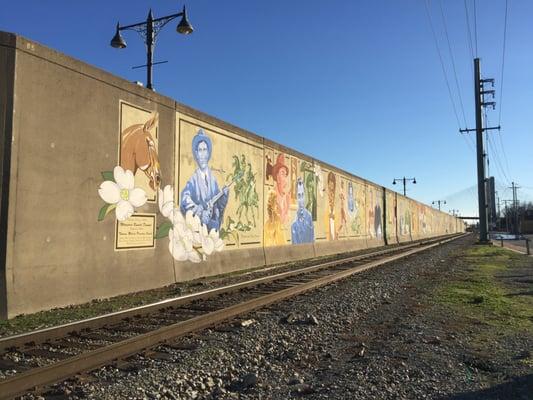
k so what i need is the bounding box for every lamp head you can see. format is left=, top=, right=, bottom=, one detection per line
left=177, top=6, right=194, bottom=34
left=392, top=180, right=396, bottom=185
left=111, top=23, right=127, bottom=49
left=413, top=178, right=417, bottom=184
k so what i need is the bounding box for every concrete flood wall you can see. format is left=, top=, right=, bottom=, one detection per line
left=0, top=32, right=464, bottom=318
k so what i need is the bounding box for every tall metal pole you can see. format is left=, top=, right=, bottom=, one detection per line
left=146, top=10, right=154, bottom=90
left=474, top=58, right=488, bottom=242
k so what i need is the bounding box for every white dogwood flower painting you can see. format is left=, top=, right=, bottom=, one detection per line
left=158, top=184, right=174, bottom=219
left=156, top=186, right=224, bottom=263
left=98, top=166, right=148, bottom=221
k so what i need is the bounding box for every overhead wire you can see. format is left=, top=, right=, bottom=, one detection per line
left=496, top=0, right=512, bottom=183
left=423, top=0, right=462, bottom=130
left=439, top=0, right=468, bottom=128
left=463, top=0, right=475, bottom=60
left=423, top=0, right=476, bottom=157
left=473, top=0, right=478, bottom=57
left=485, top=113, right=512, bottom=186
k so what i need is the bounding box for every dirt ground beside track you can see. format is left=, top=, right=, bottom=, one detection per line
left=30, top=234, right=533, bottom=400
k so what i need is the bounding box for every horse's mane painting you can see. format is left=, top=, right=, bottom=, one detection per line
left=120, top=112, right=161, bottom=193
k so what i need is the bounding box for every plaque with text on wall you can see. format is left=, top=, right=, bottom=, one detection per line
left=115, top=213, right=156, bottom=250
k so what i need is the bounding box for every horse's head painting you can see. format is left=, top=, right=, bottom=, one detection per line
left=120, top=113, right=161, bottom=192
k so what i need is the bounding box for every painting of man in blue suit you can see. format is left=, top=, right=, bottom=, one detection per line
left=180, top=129, right=229, bottom=231
left=291, top=178, right=315, bottom=244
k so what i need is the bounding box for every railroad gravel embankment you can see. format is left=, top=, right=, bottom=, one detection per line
left=34, top=235, right=533, bottom=400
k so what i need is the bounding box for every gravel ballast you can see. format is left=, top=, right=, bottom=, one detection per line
left=24, top=235, right=533, bottom=399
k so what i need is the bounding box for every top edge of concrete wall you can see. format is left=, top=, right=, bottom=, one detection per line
left=0, top=30, right=455, bottom=220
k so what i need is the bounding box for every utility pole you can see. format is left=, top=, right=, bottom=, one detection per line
left=432, top=200, right=446, bottom=211
left=496, top=192, right=502, bottom=231
left=502, top=199, right=513, bottom=233
left=509, top=182, right=521, bottom=239
left=460, top=58, right=499, bottom=243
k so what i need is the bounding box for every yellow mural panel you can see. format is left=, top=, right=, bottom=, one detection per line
left=263, top=148, right=316, bottom=246
left=386, top=190, right=396, bottom=241
left=119, top=102, right=160, bottom=202
left=176, top=114, right=264, bottom=249
left=366, top=185, right=384, bottom=240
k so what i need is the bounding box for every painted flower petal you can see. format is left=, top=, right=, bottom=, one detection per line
left=182, top=236, right=193, bottom=252
left=209, top=229, right=219, bottom=240
left=115, top=200, right=134, bottom=221
left=161, top=202, right=174, bottom=218
left=163, top=185, right=174, bottom=203
left=185, top=210, right=195, bottom=228
left=192, top=214, right=201, bottom=232
left=188, top=250, right=201, bottom=263
left=98, top=181, right=120, bottom=204
left=169, top=238, right=187, bottom=261
left=170, top=208, right=185, bottom=225
left=192, top=232, right=202, bottom=246
left=129, top=188, right=147, bottom=208
left=114, top=166, right=135, bottom=190
left=159, top=186, right=175, bottom=218
left=214, top=238, right=224, bottom=252
left=202, top=237, right=215, bottom=255
left=158, top=188, right=164, bottom=211
left=201, top=224, right=208, bottom=238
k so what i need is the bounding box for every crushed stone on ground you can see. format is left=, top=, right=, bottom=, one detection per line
left=21, top=235, right=533, bottom=399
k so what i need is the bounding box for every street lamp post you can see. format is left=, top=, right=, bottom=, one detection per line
left=110, top=6, right=194, bottom=90
left=432, top=200, right=446, bottom=211
left=392, top=177, right=416, bottom=196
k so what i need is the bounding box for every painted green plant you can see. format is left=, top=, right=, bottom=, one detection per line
left=220, top=154, right=259, bottom=242
left=301, top=161, right=317, bottom=220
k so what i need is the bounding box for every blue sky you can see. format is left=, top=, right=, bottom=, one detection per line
left=1, top=0, right=532, bottom=218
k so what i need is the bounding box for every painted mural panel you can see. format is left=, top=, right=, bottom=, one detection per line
left=93, top=102, right=467, bottom=273
left=315, top=167, right=338, bottom=241
left=176, top=114, right=264, bottom=254
left=397, top=196, right=411, bottom=237
left=366, top=185, right=383, bottom=239
left=119, top=102, right=160, bottom=202
left=337, top=176, right=366, bottom=239
left=264, top=148, right=315, bottom=246
left=97, top=102, right=160, bottom=247
left=385, top=190, right=397, bottom=242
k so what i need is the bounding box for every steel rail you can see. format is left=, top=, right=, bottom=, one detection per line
left=0, top=233, right=467, bottom=399
left=0, top=236, right=450, bottom=352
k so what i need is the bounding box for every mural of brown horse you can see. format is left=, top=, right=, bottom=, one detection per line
left=120, top=113, right=161, bottom=192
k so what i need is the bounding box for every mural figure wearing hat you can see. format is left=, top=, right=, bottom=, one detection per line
left=180, top=129, right=229, bottom=231
left=272, top=154, right=290, bottom=224
left=291, top=178, right=314, bottom=244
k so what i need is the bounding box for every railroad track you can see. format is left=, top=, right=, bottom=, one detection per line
left=0, top=233, right=467, bottom=399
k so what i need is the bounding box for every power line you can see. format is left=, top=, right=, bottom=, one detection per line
left=496, top=0, right=512, bottom=183
left=423, top=0, right=462, bottom=130
left=439, top=0, right=468, bottom=128
left=473, top=0, right=478, bottom=57
left=463, top=0, right=475, bottom=60
left=498, top=0, right=509, bottom=126
left=485, top=113, right=512, bottom=186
